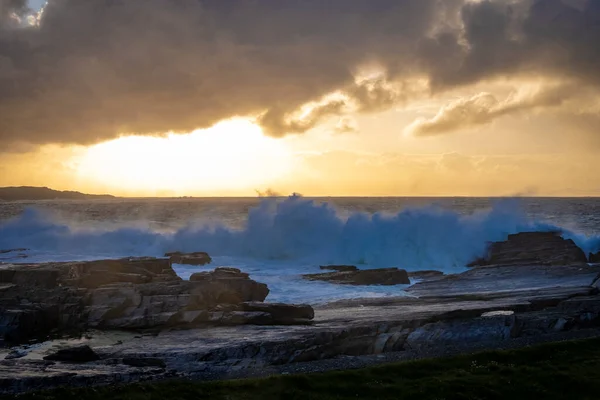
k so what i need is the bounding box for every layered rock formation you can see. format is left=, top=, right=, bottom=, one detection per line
left=3, top=262, right=600, bottom=394
left=0, top=258, right=312, bottom=345
left=467, top=231, right=588, bottom=267
left=304, top=266, right=410, bottom=285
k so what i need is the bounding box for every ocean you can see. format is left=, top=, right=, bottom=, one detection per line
left=1, top=196, right=600, bottom=304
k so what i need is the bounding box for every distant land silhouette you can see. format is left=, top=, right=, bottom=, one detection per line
left=0, top=186, right=115, bottom=201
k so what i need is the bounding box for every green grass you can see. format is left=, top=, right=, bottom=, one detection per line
left=7, top=337, right=600, bottom=400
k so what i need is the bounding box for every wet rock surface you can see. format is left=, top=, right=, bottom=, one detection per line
left=3, top=262, right=600, bottom=394
left=467, top=231, right=588, bottom=267
left=0, top=258, right=307, bottom=345
left=166, top=251, right=212, bottom=266
left=304, top=267, right=410, bottom=285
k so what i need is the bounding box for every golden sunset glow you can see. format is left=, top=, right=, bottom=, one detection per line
left=74, top=120, right=292, bottom=195
left=2, top=0, right=600, bottom=197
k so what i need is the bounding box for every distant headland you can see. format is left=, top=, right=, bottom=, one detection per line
left=0, top=186, right=115, bottom=201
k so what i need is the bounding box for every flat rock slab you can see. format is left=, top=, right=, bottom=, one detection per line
left=0, top=260, right=286, bottom=344
left=3, top=263, right=600, bottom=394
left=303, top=267, right=410, bottom=285
left=406, top=264, right=600, bottom=299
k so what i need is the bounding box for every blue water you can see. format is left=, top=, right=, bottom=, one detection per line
left=1, top=196, right=599, bottom=303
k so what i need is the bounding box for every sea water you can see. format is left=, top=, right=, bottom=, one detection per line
left=1, top=195, right=600, bottom=303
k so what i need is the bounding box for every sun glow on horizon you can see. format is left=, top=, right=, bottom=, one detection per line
left=76, top=119, right=292, bottom=195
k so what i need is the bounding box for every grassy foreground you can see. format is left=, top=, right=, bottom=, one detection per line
left=6, top=337, right=600, bottom=400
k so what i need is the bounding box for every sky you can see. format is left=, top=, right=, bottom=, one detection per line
left=0, top=0, right=599, bottom=196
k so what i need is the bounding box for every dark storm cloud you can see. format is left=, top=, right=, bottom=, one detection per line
left=0, top=0, right=444, bottom=146
left=423, top=0, right=600, bottom=88
left=0, top=0, right=599, bottom=147
left=0, top=0, right=29, bottom=27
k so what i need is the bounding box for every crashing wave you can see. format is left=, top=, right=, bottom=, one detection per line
left=0, top=194, right=597, bottom=272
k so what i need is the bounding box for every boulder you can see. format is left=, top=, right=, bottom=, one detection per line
left=166, top=251, right=212, bottom=266
left=467, top=231, right=588, bottom=267
left=303, top=268, right=410, bottom=285
left=590, top=252, right=600, bottom=263
left=187, top=270, right=269, bottom=304
left=320, top=265, right=358, bottom=272
left=85, top=275, right=269, bottom=329
left=43, top=345, right=99, bottom=363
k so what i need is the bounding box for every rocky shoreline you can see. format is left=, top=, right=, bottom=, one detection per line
left=0, top=257, right=314, bottom=345
left=2, top=231, right=600, bottom=394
